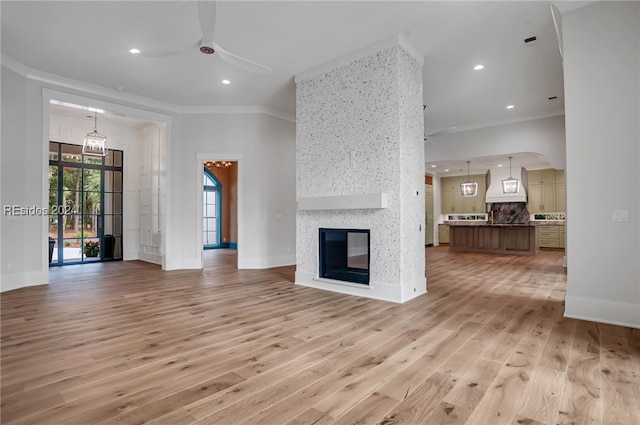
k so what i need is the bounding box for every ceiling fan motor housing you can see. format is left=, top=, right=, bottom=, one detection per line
left=200, top=45, right=215, bottom=54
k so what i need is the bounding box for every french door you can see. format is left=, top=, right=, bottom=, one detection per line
left=48, top=142, right=123, bottom=265
left=203, top=168, right=221, bottom=249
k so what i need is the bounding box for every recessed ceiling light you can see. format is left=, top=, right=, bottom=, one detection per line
left=473, top=64, right=484, bottom=71
left=497, top=164, right=503, bottom=167
left=444, top=169, right=450, bottom=172
left=506, top=105, right=515, bottom=109
left=431, top=165, right=436, bottom=168
left=129, top=48, right=140, bottom=54
left=222, top=79, right=231, bottom=85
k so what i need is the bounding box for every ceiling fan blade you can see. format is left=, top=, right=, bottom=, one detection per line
left=198, top=0, right=217, bottom=44
left=424, top=135, right=435, bottom=145
left=140, top=41, right=200, bottom=57
left=213, top=42, right=273, bottom=74
left=426, top=126, right=457, bottom=137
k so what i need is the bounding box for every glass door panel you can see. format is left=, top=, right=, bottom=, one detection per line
left=113, top=193, right=122, bottom=214
left=113, top=171, right=122, bottom=191
left=61, top=144, right=82, bottom=163
left=62, top=238, right=82, bottom=263
left=49, top=141, right=123, bottom=265
left=203, top=169, right=221, bottom=249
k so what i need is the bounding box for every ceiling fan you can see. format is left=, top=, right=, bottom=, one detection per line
left=140, top=0, right=272, bottom=74
left=423, top=107, right=457, bottom=145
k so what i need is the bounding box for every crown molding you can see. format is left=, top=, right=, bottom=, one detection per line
left=551, top=1, right=596, bottom=15
left=1, top=53, right=30, bottom=77
left=295, top=34, right=424, bottom=83
left=181, top=105, right=295, bottom=122
left=1, top=53, right=295, bottom=122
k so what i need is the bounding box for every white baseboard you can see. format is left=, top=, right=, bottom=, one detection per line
left=401, top=277, right=428, bottom=303
left=564, top=295, right=640, bottom=329
left=295, top=271, right=426, bottom=304
left=137, top=251, right=163, bottom=266
left=239, top=254, right=296, bottom=270
left=123, top=251, right=139, bottom=261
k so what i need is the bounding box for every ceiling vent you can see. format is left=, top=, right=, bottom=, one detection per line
left=524, top=35, right=537, bottom=46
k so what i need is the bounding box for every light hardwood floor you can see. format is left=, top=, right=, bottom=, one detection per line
left=2, top=247, right=639, bottom=425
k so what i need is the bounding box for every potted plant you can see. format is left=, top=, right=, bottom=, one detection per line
left=83, top=240, right=100, bottom=257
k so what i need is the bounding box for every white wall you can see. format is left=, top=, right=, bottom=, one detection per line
left=1, top=61, right=297, bottom=292
left=48, top=111, right=154, bottom=262
left=177, top=113, right=296, bottom=270
left=0, top=67, right=34, bottom=291
left=138, top=123, right=165, bottom=264
left=562, top=1, right=640, bottom=328
left=425, top=115, right=566, bottom=169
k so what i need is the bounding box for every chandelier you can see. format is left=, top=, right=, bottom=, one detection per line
left=82, top=110, right=107, bottom=156
left=460, top=160, right=478, bottom=197
left=502, top=156, right=521, bottom=194
left=205, top=161, right=233, bottom=169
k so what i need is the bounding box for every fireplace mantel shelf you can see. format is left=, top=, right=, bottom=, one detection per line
left=298, top=193, right=388, bottom=211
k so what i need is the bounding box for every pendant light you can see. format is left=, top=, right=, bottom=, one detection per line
left=82, top=110, right=107, bottom=156
left=502, top=156, right=520, bottom=194
left=460, top=160, right=478, bottom=197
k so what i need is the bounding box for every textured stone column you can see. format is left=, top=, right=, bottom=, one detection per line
left=294, top=35, right=426, bottom=303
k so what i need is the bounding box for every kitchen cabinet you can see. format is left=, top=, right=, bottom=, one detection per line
left=438, top=224, right=449, bottom=244
left=441, top=175, right=486, bottom=213
left=528, top=168, right=564, bottom=213
left=537, top=225, right=565, bottom=248
left=462, top=182, right=486, bottom=213
left=529, top=169, right=556, bottom=184
left=441, top=177, right=463, bottom=213
left=555, top=170, right=565, bottom=212
left=555, top=184, right=565, bottom=213
left=425, top=184, right=434, bottom=245
left=528, top=183, right=556, bottom=212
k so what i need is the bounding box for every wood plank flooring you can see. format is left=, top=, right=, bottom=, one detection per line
left=2, top=247, right=639, bottom=425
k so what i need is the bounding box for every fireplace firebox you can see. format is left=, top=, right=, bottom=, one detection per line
left=319, top=228, right=370, bottom=285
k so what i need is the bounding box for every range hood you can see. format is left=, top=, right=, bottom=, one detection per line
left=485, top=167, right=528, bottom=203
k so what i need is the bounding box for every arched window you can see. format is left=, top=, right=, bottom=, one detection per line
left=203, top=168, right=221, bottom=249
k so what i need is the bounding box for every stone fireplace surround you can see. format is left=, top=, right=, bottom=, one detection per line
left=294, top=35, right=426, bottom=304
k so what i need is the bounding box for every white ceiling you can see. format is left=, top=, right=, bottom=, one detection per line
left=2, top=1, right=566, bottom=167
left=426, top=152, right=553, bottom=177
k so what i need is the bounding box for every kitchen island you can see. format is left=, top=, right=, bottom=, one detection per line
left=449, top=224, right=538, bottom=256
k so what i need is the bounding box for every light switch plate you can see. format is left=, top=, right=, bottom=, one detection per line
left=613, top=209, right=629, bottom=222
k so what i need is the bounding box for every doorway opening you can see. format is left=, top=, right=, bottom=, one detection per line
left=201, top=160, right=238, bottom=269
left=48, top=141, right=123, bottom=265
